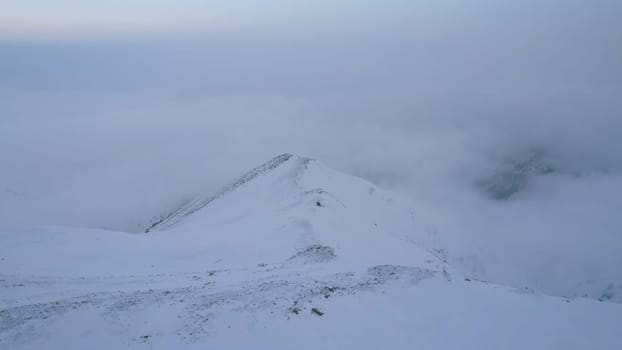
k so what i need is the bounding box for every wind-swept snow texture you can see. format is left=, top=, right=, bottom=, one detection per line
left=1, top=154, right=621, bottom=349
left=145, top=153, right=296, bottom=232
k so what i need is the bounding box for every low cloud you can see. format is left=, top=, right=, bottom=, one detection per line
left=1, top=0, right=620, bottom=300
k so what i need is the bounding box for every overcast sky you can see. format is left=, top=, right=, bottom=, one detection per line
left=1, top=0, right=621, bottom=297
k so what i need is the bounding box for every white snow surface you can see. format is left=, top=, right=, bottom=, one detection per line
left=1, top=154, right=621, bottom=349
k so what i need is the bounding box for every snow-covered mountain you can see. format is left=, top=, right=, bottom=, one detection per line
left=1, top=154, right=621, bottom=349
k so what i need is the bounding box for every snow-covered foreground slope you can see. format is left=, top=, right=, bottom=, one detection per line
left=1, top=154, right=621, bottom=349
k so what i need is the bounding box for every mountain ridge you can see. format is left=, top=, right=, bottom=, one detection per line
left=145, top=153, right=308, bottom=232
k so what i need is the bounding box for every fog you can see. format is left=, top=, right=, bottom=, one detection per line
left=1, top=0, right=621, bottom=298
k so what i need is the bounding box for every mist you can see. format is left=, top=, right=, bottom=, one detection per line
left=1, top=0, right=621, bottom=298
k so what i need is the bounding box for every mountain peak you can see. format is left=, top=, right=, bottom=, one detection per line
left=138, top=151, right=443, bottom=274
left=145, top=153, right=311, bottom=232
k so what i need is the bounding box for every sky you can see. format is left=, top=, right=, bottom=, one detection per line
left=1, top=0, right=621, bottom=297
left=1, top=1, right=426, bottom=40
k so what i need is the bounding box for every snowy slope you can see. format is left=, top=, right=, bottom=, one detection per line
left=1, top=154, right=622, bottom=349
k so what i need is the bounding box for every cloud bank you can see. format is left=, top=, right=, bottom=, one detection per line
left=1, top=0, right=621, bottom=299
